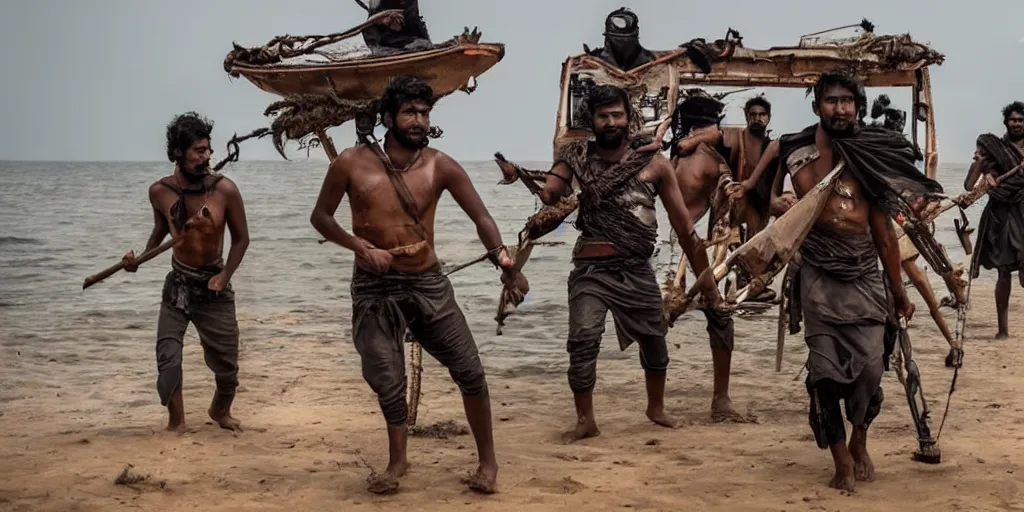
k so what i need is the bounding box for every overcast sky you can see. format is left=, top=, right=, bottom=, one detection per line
left=1, top=0, right=1021, bottom=164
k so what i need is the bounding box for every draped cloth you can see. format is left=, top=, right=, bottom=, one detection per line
left=779, top=124, right=943, bottom=221
left=797, top=228, right=888, bottom=427
left=556, top=138, right=660, bottom=260
left=566, top=258, right=668, bottom=393
left=350, top=263, right=486, bottom=426
left=156, top=257, right=238, bottom=406
left=970, top=134, right=1024, bottom=277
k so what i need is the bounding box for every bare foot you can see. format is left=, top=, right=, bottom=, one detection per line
left=208, top=397, right=243, bottom=432
left=461, top=464, right=498, bottom=494
left=996, top=331, right=1010, bottom=340
left=366, top=460, right=408, bottom=494
left=646, top=407, right=678, bottom=428
left=166, top=389, right=185, bottom=433
left=828, top=464, right=856, bottom=492
left=710, top=396, right=752, bottom=423
left=852, top=453, right=875, bottom=482
left=561, top=419, right=600, bottom=444
left=166, top=418, right=186, bottom=434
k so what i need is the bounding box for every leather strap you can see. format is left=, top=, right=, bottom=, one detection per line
left=365, top=141, right=429, bottom=242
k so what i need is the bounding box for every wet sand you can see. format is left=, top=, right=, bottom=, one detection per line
left=2, top=278, right=1022, bottom=511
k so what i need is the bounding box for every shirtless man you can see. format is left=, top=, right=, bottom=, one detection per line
left=520, top=85, right=718, bottom=442
left=668, top=96, right=744, bottom=421
left=963, top=101, right=1024, bottom=338
left=309, top=75, right=524, bottom=494
left=779, top=72, right=916, bottom=491
left=122, top=112, right=250, bottom=433
left=721, top=96, right=777, bottom=239
left=753, top=104, right=960, bottom=364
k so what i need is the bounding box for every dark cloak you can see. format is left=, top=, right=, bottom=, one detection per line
left=970, top=133, right=1024, bottom=276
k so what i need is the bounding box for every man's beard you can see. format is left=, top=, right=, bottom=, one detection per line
left=594, top=125, right=626, bottom=149
left=179, top=160, right=210, bottom=184
left=391, top=127, right=430, bottom=149
left=820, top=116, right=857, bottom=139
left=747, top=123, right=767, bottom=136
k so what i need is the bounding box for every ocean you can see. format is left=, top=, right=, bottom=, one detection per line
left=0, top=160, right=985, bottom=376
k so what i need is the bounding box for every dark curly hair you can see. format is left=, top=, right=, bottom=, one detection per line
left=744, top=95, right=771, bottom=115
left=378, top=75, right=435, bottom=120
left=812, top=71, right=866, bottom=110
left=1002, top=101, right=1024, bottom=124
left=165, top=112, right=213, bottom=163
left=586, top=84, right=632, bottom=122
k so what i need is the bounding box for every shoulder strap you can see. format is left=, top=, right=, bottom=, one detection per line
left=366, top=142, right=430, bottom=242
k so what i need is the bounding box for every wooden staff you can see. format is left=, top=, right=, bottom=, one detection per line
left=82, top=236, right=183, bottom=289
left=921, top=161, right=1024, bottom=223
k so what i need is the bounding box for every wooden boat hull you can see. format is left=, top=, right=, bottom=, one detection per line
left=227, top=42, right=505, bottom=100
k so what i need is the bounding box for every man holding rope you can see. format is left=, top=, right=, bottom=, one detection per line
left=122, top=112, right=250, bottom=434
left=309, top=75, right=526, bottom=495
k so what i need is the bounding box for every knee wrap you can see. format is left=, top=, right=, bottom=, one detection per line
left=807, top=379, right=846, bottom=449
left=863, top=386, right=884, bottom=427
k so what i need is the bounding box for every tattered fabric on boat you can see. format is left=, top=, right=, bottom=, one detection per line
left=970, top=133, right=1024, bottom=277
left=556, top=138, right=660, bottom=260
left=362, top=0, right=433, bottom=52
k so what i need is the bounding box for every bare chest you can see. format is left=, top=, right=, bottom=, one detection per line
left=348, top=163, right=441, bottom=219
left=155, top=187, right=226, bottom=235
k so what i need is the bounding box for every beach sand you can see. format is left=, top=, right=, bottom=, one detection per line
left=1, top=279, right=1022, bottom=512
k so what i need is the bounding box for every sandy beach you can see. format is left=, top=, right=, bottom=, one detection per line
left=2, top=275, right=1022, bottom=512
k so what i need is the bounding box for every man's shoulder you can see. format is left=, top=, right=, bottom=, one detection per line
left=423, top=147, right=457, bottom=167
left=148, top=175, right=175, bottom=195
left=211, top=173, right=241, bottom=196
left=778, top=124, right=817, bottom=144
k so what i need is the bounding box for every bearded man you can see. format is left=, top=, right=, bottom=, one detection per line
left=520, top=84, right=720, bottom=442
left=309, top=75, right=526, bottom=494
left=963, top=101, right=1024, bottom=339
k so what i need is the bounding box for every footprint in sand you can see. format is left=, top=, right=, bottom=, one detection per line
left=672, top=454, right=704, bottom=467
left=526, top=476, right=587, bottom=495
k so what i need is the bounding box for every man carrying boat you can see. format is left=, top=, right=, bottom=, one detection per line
left=518, top=84, right=720, bottom=442
left=778, top=71, right=940, bottom=491
left=121, top=112, right=250, bottom=433
left=963, top=101, right=1024, bottom=339
left=666, top=95, right=747, bottom=422
left=309, top=75, right=526, bottom=494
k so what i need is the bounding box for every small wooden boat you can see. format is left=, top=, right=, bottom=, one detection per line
left=225, top=30, right=504, bottom=102
left=223, top=10, right=505, bottom=159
